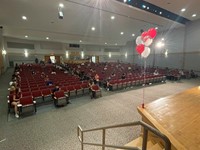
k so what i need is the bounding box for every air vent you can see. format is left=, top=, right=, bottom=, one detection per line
left=7, top=42, right=34, bottom=49
left=104, top=48, right=120, bottom=52
left=69, top=44, right=80, bottom=48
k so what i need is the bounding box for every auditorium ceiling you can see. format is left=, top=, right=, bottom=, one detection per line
left=0, top=0, right=199, bottom=46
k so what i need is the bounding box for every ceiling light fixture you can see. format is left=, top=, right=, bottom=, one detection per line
left=58, top=11, right=64, bottom=19
left=132, top=34, right=135, bottom=37
left=115, top=43, right=118, bottom=45
left=22, top=16, right=27, bottom=20
left=91, top=27, right=95, bottom=31
left=46, top=37, right=49, bottom=40
left=147, top=7, right=149, bottom=10
left=120, top=32, right=124, bottom=35
left=59, top=3, right=64, bottom=8
left=192, top=14, right=197, bottom=17
left=181, top=8, right=186, bottom=12
left=105, top=42, right=107, bottom=45
left=111, top=16, right=115, bottom=20
left=25, top=35, right=28, bottom=38
left=80, top=40, right=82, bottom=43
left=124, top=0, right=127, bottom=2
left=155, top=27, right=158, bottom=30
left=2, top=49, right=6, bottom=55
left=58, top=3, right=64, bottom=19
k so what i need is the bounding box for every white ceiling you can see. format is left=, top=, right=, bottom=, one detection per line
left=0, top=0, right=199, bottom=46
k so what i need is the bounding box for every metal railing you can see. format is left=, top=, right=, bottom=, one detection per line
left=77, top=121, right=171, bottom=150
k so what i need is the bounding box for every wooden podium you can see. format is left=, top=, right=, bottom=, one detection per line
left=138, top=87, right=200, bottom=150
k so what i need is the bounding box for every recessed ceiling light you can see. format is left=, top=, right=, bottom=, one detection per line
left=159, top=11, right=162, bottom=15
left=105, top=42, right=107, bottom=45
left=25, top=35, right=28, bottom=38
left=181, top=8, right=186, bottom=12
left=22, top=16, right=27, bottom=20
left=192, top=14, right=197, bottom=17
left=132, top=34, right=135, bottom=37
left=46, top=37, right=49, bottom=40
left=59, top=3, right=64, bottom=8
left=111, top=16, right=115, bottom=20
left=120, top=32, right=124, bottom=35
left=80, top=40, right=82, bottom=43
left=161, top=38, right=164, bottom=41
left=115, top=43, right=118, bottom=45
left=91, top=27, right=95, bottom=31
left=124, top=0, right=127, bottom=3
left=155, top=27, right=158, bottom=30
left=147, top=7, right=149, bottom=10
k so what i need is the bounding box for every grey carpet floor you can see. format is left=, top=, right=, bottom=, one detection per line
left=0, top=68, right=199, bottom=150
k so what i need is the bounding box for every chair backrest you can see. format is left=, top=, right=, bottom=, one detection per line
left=74, top=84, right=81, bottom=90
left=20, top=96, right=33, bottom=105
left=42, top=89, right=52, bottom=96
left=31, top=87, right=39, bottom=91
left=81, top=83, right=89, bottom=88
left=21, top=88, right=30, bottom=92
left=32, top=90, right=42, bottom=98
left=67, top=85, right=75, bottom=91
left=54, top=90, right=65, bottom=98
left=22, top=91, right=32, bottom=97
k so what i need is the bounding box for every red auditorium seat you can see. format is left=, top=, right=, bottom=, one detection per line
left=53, top=90, right=69, bottom=107
left=90, top=84, right=102, bottom=99
left=21, top=88, right=30, bottom=93
left=21, top=91, right=32, bottom=97
left=32, top=90, right=43, bottom=103
left=60, top=86, right=69, bottom=95
left=81, top=83, right=89, bottom=94
left=41, top=89, right=52, bottom=101
left=17, top=96, right=36, bottom=117
left=66, top=85, right=76, bottom=97
left=74, top=84, right=83, bottom=96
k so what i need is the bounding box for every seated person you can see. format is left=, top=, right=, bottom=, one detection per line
left=46, top=80, right=53, bottom=86
left=94, top=74, right=100, bottom=85
left=51, top=70, right=56, bottom=75
left=190, top=70, right=198, bottom=78
left=52, top=85, right=60, bottom=95
left=11, top=87, right=21, bottom=118
left=121, top=73, right=126, bottom=79
left=153, top=69, right=159, bottom=75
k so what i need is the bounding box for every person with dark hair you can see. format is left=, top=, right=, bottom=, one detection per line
left=52, top=85, right=60, bottom=94
left=121, top=73, right=126, bottom=79
left=35, top=58, right=39, bottom=64
left=94, top=73, right=100, bottom=86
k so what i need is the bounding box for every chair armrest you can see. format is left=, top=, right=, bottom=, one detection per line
left=17, top=104, right=22, bottom=107
left=33, top=101, right=36, bottom=104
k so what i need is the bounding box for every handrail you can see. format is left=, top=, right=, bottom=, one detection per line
left=77, top=121, right=171, bottom=150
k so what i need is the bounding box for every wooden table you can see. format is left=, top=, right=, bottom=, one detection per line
left=138, top=87, right=200, bottom=150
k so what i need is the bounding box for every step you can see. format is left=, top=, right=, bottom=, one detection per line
left=116, top=136, right=164, bottom=150
left=149, top=143, right=163, bottom=150
left=125, top=136, right=143, bottom=147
